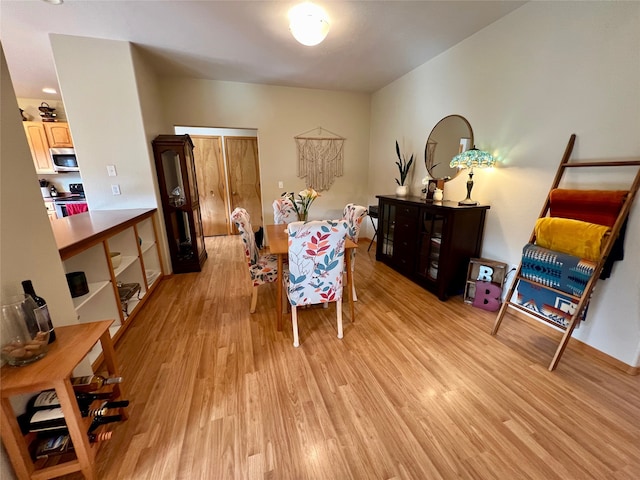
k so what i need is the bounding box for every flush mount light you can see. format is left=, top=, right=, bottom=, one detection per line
left=42, top=87, right=58, bottom=94
left=288, top=2, right=330, bottom=46
left=42, top=0, right=64, bottom=4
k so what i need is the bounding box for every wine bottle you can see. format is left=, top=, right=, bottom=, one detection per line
left=28, top=408, right=123, bottom=433
left=21, top=280, right=56, bottom=343
left=87, top=414, right=123, bottom=433
left=33, top=431, right=113, bottom=459
left=70, top=374, right=123, bottom=393
left=27, top=389, right=113, bottom=412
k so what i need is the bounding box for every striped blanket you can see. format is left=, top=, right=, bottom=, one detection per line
left=520, top=243, right=596, bottom=297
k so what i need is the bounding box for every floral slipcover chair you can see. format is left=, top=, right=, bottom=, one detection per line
left=273, top=197, right=298, bottom=224
left=343, top=204, right=368, bottom=301
left=286, top=220, right=348, bottom=347
left=231, top=208, right=278, bottom=313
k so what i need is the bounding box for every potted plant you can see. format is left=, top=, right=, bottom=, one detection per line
left=395, top=140, right=414, bottom=197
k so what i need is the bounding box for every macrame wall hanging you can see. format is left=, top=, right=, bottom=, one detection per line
left=294, top=127, right=345, bottom=192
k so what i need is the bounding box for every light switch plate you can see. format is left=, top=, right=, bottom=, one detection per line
left=107, top=165, right=117, bottom=176
left=111, top=184, right=121, bottom=195
left=278, top=181, right=284, bottom=189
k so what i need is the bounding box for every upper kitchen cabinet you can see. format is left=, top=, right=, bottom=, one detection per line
left=23, top=122, right=54, bottom=173
left=43, top=122, right=73, bottom=147
left=152, top=134, right=207, bottom=273
left=23, top=121, right=74, bottom=174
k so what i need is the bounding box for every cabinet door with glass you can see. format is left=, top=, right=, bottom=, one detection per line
left=152, top=134, right=207, bottom=273
left=417, top=210, right=445, bottom=284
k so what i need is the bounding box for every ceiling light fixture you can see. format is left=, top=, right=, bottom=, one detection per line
left=42, top=87, right=58, bottom=94
left=288, top=2, right=330, bottom=46
left=42, top=0, right=64, bottom=4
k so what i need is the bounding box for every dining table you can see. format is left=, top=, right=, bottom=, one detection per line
left=265, top=224, right=358, bottom=331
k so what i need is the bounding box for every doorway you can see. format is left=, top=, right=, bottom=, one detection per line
left=176, top=127, right=263, bottom=237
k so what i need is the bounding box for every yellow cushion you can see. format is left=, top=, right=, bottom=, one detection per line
left=534, top=217, right=609, bottom=262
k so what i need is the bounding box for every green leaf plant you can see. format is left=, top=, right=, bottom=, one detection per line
left=395, top=140, right=414, bottom=186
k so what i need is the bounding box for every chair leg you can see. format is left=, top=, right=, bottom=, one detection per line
left=250, top=286, right=258, bottom=313
left=292, top=306, right=300, bottom=347
left=336, top=299, right=343, bottom=339
left=352, top=277, right=358, bottom=302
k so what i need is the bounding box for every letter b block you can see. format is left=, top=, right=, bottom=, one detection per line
left=472, top=281, right=502, bottom=311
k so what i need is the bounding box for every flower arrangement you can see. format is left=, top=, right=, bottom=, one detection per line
left=282, top=188, right=320, bottom=221
left=395, top=140, right=414, bottom=186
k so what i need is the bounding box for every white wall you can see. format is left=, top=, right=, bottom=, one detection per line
left=50, top=35, right=160, bottom=212
left=369, top=2, right=640, bottom=366
left=160, top=79, right=371, bottom=225
left=1, top=43, right=82, bottom=480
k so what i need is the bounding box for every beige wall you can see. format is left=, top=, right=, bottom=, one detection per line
left=50, top=35, right=160, bottom=212
left=1, top=43, right=83, bottom=480
left=369, top=2, right=640, bottom=366
left=159, top=78, right=371, bottom=224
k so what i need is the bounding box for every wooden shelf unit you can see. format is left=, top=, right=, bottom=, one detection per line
left=50, top=209, right=164, bottom=366
left=0, top=320, right=125, bottom=480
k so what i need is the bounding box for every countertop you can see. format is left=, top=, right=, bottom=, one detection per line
left=50, top=208, right=157, bottom=260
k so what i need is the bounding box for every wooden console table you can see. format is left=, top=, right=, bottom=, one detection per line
left=0, top=320, right=125, bottom=480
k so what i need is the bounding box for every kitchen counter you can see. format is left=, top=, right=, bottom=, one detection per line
left=50, top=208, right=157, bottom=260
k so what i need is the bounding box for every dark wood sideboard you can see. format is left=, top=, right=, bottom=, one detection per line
left=376, top=195, right=489, bottom=300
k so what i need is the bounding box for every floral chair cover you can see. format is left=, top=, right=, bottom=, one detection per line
left=285, top=220, right=348, bottom=346
left=231, top=207, right=278, bottom=313
left=273, top=197, right=298, bottom=224
left=343, top=204, right=368, bottom=301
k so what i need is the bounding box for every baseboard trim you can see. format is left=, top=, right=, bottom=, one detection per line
left=508, top=309, right=638, bottom=375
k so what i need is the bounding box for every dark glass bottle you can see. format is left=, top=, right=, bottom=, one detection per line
left=28, top=408, right=123, bottom=433
left=33, top=431, right=113, bottom=459
left=26, top=389, right=125, bottom=414
left=21, top=280, right=56, bottom=343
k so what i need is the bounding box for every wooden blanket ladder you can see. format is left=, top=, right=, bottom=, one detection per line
left=491, top=134, right=640, bottom=371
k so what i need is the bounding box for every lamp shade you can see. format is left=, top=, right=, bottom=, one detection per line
left=450, top=146, right=495, bottom=169
left=289, top=2, right=330, bottom=46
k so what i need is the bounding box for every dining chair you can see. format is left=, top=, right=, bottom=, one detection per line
left=231, top=208, right=278, bottom=313
left=343, top=203, right=368, bottom=301
left=273, top=197, right=298, bottom=224
left=285, top=220, right=349, bottom=347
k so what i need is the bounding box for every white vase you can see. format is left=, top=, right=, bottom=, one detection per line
left=433, top=188, right=444, bottom=202
left=395, top=185, right=409, bottom=197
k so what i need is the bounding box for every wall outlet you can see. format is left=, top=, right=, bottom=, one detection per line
left=111, top=184, right=121, bottom=195
left=106, top=165, right=117, bottom=177
left=278, top=181, right=284, bottom=189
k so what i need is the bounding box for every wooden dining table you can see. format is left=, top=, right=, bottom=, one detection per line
left=265, top=224, right=358, bottom=331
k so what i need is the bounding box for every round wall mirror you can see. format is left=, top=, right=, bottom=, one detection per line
left=425, top=115, right=473, bottom=181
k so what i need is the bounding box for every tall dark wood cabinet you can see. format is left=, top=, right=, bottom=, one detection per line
left=376, top=195, right=489, bottom=300
left=152, top=134, right=207, bottom=273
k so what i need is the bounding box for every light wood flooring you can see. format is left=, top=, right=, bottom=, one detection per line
left=70, top=235, right=640, bottom=479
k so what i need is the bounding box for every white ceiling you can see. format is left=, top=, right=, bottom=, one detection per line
left=1, top=0, right=525, bottom=100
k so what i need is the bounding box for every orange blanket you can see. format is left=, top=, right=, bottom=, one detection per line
left=549, top=189, right=627, bottom=227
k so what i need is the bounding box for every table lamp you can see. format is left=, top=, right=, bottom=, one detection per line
left=450, top=146, right=495, bottom=205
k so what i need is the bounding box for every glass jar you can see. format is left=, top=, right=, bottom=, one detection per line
left=1, top=294, right=50, bottom=366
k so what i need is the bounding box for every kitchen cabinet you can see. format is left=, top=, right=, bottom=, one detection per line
left=43, top=122, right=73, bottom=148
left=23, top=122, right=73, bottom=174
left=152, top=134, right=207, bottom=273
left=51, top=209, right=164, bottom=366
left=44, top=200, right=57, bottom=220
left=376, top=195, right=489, bottom=300
left=0, top=320, right=125, bottom=480
left=23, top=122, right=55, bottom=174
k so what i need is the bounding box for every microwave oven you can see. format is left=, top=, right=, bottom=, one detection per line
left=50, top=148, right=79, bottom=172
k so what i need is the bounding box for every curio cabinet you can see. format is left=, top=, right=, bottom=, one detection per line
left=152, top=134, right=207, bottom=273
